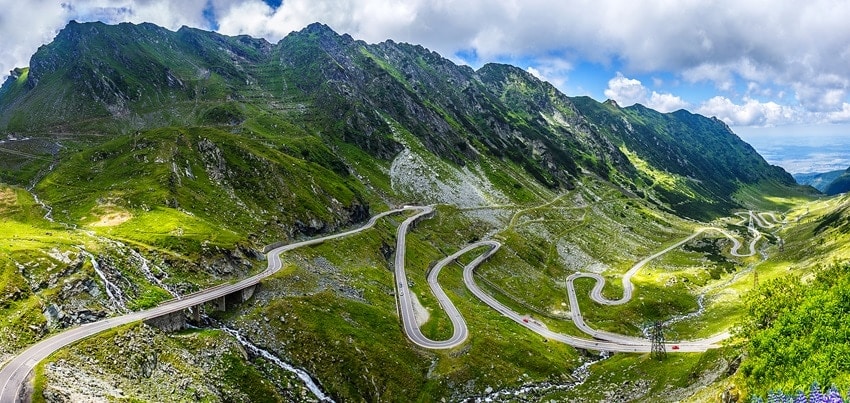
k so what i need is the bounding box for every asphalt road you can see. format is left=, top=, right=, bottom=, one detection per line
left=408, top=209, right=779, bottom=353
left=460, top=244, right=721, bottom=352
left=391, top=206, right=504, bottom=349
left=2, top=206, right=782, bottom=401
left=561, top=211, right=777, bottom=346
left=0, top=206, right=421, bottom=403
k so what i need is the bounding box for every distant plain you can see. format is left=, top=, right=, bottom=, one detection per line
left=741, top=129, right=850, bottom=174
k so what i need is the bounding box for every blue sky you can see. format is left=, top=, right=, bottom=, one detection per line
left=2, top=0, right=850, bottom=144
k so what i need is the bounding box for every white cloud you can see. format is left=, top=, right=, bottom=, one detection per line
left=524, top=58, right=572, bottom=89
left=824, top=103, right=850, bottom=124
left=0, top=0, right=213, bottom=81
left=697, top=97, right=800, bottom=127
left=792, top=75, right=850, bottom=111
left=604, top=74, right=647, bottom=106
left=647, top=92, right=690, bottom=113
left=682, top=63, right=735, bottom=92
left=604, top=73, right=688, bottom=113
left=699, top=96, right=850, bottom=127
left=3, top=1, right=850, bottom=126
left=526, top=67, right=543, bottom=80
left=0, top=1, right=71, bottom=78
left=215, top=1, right=279, bottom=39
left=215, top=0, right=422, bottom=43
left=67, top=0, right=212, bottom=30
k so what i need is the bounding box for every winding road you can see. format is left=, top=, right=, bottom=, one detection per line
left=563, top=224, right=764, bottom=346
left=391, top=209, right=779, bottom=352
left=1, top=206, right=781, bottom=401
left=0, top=206, right=422, bottom=403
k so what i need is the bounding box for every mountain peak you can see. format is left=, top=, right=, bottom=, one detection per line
left=304, top=22, right=335, bottom=34
left=282, top=21, right=359, bottom=52
left=477, top=63, right=542, bottom=86
left=298, top=22, right=352, bottom=41
left=604, top=99, right=620, bottom=108
left=59, top=19, right=114, bottom=32
left=0, top=20, right=800, bottom=219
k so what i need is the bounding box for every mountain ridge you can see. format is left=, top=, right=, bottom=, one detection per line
left=823, top=166, right=850, bottom=195
left=0, top=20, right=802, bottom=220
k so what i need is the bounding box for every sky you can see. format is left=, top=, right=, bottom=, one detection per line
left=1, top=0, right=850, bottom=150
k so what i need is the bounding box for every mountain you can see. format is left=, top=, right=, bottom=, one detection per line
left=0, top=21, right=799, bottom=221
left=0, top=21, right=820, bottom=402
left=795, top=165, right=850, bottom=196
left=823, top=167, right=850, bottom=195
left=794, top=169, right=844, bottom=192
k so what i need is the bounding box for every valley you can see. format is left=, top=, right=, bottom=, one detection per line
left=0, top=175, right=813, bottom=401
left=0, top=19, right=842, bottom=402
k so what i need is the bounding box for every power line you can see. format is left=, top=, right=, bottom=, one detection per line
left=650, top=321, right=666, bottom=361
left=753, top=269, right=759, bottom=289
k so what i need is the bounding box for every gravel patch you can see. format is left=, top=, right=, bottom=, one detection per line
left=389, top=148, right=508, bottom=209
left=410, top=293, right=430, bottom=327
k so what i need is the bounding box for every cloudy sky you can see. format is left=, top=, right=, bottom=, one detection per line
left=2, top=0, right=850, bottom=139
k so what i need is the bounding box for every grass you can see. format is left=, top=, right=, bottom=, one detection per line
left=0, top=185, right=87, bottom=352
left=551, top=347, right=739, bottom=401
left=207, top=180, right=806, bottom=400
left=0, top=181, right=240, bottom=355
left=97, top=207, right=242, bottom=255
left=620, top=145, right=700, bottom=200
left=29, top=126, right=374, bottom=255
left=0, top=21, right=830, bottom=402
left=469, top=178, right=710, bottom=338
left=734, top=179, right=819, bottom=212
left=16, top=169, right=820, bottom=402
left=206, top=206, right=584, bottom=401
left=467, top=177, right=821, bottom=350
left=33, top=322, right=307, bottom=402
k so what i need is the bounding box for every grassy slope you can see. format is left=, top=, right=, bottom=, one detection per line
left=0, top=182, right=217, bottom=355
left=19, top=170, right=819, bottom=402
left=672, top=194, right=850, bottom=399
left=0, top=21, right=824, bottom=402
left=678, top=192, right=850, bottom=400
left=23, top=142, right=818, bottom=401
left=734, top=263, right=850, bottom=399
left=201, top=176, right=810, bottom=401
left=34, top=126, right=371, bottom=254
left=0, top=185, right=84, bottom=352
left=218, top=208, right=583, bottom=401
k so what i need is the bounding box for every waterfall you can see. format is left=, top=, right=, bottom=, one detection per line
left=127, top=248, right=180, bottom=299
left=220, top=326, right=334, bottom=402
left=83, top=232, right=180, bottom=300
left=79, top=249, right=128, bottom=312
left=27, top=159, right=56, bottom=222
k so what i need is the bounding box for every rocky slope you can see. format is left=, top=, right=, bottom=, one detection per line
left=0, top=21, right=799, bottom=219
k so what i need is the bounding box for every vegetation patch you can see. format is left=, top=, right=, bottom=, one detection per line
left=735, top=262, right=850, bottom=398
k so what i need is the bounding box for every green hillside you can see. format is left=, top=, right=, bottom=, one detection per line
left=0, top=21, right=829, bottom=402
left=794, top=169, right=843, bottom=192
left=823, top=167, right=850, bottom=195
left=0, top=22, right=802, bottom=219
